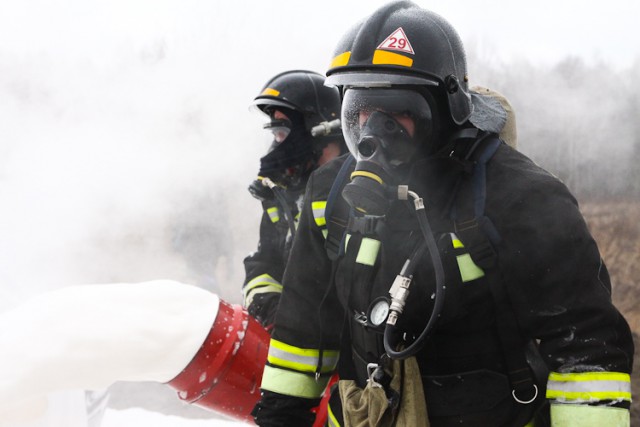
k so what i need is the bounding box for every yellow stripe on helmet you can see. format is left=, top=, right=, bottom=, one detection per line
left=372, top=49, right=413, bottom=67
left=330, top=51, right=351, bottom=68
left=261, top=87, right=280, bottom=97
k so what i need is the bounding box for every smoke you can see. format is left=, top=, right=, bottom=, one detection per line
left=0, top=30, right=265, bottom=311
left=468, top=52, right=640, bottom=199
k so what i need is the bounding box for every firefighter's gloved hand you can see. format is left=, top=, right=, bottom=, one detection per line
left=248, top=292, right=280, bottom=329
left=248, top=178, right=275, bottom=201
left=252, top=390, right=319, bottom=427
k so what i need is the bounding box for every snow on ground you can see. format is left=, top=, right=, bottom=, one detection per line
left=102, top=408, right=245, bottom=427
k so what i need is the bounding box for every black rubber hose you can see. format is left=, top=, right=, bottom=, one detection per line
left=384, top=205, right=446, bottom=359
left=271, top=186, right=297, bottom=238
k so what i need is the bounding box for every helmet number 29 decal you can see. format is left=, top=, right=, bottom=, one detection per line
left=377, top=27, right=415, bottom=55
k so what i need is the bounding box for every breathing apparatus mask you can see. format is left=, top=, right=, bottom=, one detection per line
left=341, top=88, right=436, bottom=216
left=248, top=109, right=315, bottom=201
left=340, top=87, right=448, bottom=361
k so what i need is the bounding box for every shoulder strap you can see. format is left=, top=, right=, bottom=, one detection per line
left=454, top=135, right=543, bottom=414
left=325, top=155, right=355, bottom=261
left=453, top=135, right=502, bottom=268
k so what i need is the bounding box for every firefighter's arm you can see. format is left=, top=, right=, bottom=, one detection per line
left=498, top=180, right=633, bottom=426
left=243, top=205, right=286, bottom=327
left=254, top=171, right=344, bottom=425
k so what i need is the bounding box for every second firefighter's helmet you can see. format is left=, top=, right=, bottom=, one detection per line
left=253, top=70, right=342, bottom=137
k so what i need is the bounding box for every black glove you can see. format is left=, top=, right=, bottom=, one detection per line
left=252, top=390, right=320, bottom=427
left=248, top=178, right=275, bottom=201
left=248, top=292, right=280, bottom=329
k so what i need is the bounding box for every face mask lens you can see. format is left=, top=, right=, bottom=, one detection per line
left=341, top=88, right=433, bottom=161
left=271, top=126, right=291, bottom=143
left=263, top=119, right=292, bottom=144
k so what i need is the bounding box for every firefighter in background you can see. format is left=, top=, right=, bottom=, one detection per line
left=243, top=70, right=345, bottom=329
left=252, top=2, right=634, bottom=426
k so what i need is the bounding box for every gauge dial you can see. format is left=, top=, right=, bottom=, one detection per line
left=369, top=298, right=390, bottom=327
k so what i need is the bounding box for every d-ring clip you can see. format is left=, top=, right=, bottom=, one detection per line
left=512, top=384, right=538, bottom=404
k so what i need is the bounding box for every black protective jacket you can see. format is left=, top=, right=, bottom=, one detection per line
left=243, top=192, right=301, bottom=327
left=255, top=139, right=634, bottom=426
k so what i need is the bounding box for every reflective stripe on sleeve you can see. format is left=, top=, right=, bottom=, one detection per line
left=550, top=403, right=629, bottom=427
left=268, top=339, right=339, bottom=374
left=266, top=206, right=280, bottom=223
left=261, top=365, right=329, bottom=399
left=312, top=201, right=327, bottom=227
left=546, top=371, right=631, bottom=402
left=243, top=274, right=283, bottom=307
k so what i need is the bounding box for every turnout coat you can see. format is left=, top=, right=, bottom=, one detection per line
left=256, top=136, right=633, bottom=426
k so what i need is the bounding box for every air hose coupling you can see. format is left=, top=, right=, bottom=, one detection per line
left=387, top=274, right=413, bottom=326
left=260, top=177, right=277, bottom=189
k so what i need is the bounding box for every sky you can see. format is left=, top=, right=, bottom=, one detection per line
left=0, top=0, right=638, bottom=425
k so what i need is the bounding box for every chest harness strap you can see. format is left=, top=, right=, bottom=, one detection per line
left=453, top=136, right=543, bottom=414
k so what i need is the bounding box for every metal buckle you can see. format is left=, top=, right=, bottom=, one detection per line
left=512, top=384, right=538, bottom=404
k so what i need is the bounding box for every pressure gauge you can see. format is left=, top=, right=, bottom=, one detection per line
left=367, top=297, right=391, bottom=327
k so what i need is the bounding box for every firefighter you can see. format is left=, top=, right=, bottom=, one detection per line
left=243, top=70, right=345, bottom=329
left=252, top=2, right=634, bottom=426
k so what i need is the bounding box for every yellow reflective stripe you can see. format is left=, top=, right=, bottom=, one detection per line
left=327, top=402, right=341, bottom=427
left=266, top=206, right=279, bottom=223
left=268, top=354, right=337, bottom=374
left=243, top=274, right=283, bottom=306
left=355, top=237, right=381, bottom=266
left=547, top=390, right=632, bottom=401
left=546, top=371, right=631, bottom=402
left=261, top=365, right=329, bottom=399
left=268, top=340, right=339, bottom=374
left=312, top=200, right=327, bottom=227
left=456, top=253, right=485, bottom=282
left=548, top=372, right=630, bottom=383
left=350, top=170, right=384, bottom=184
left=372, top=49, right=414, bottom=67
left=523, top=419, right=535, bottom=427
left=244, top=274, right=282, bottom=294
left=550, top=403, right=629, bottom=427
left=450, top=232, right=464, bottom=249
left=330, top=51, right=351, bottom=68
